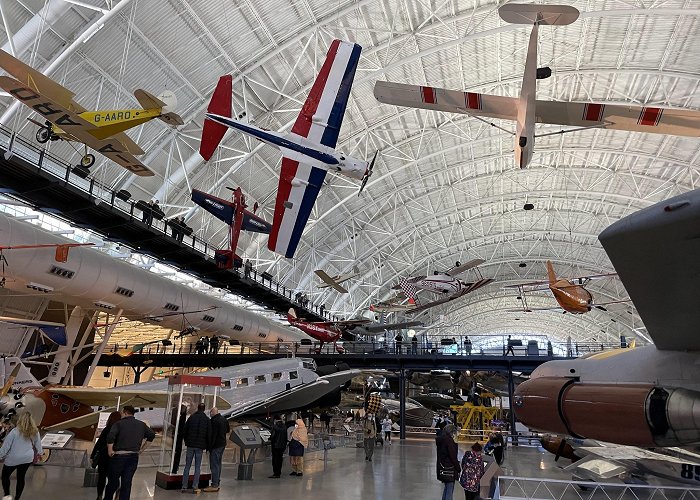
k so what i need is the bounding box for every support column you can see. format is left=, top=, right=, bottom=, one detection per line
left=48, top=306, right=83, bottom=385
left=132, top=366, right=147, bottom=384
left=507, top=366, right=518, bottom=446
left=85, top=309, right=123, bottom=384
left=399, top=368, right=406, bottom=440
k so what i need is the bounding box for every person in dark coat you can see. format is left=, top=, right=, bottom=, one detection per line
left=90, top=411, right=121, bottom=500
left=181, top=403, right=211, bottom=493
left=203, top=408, right=229, bottom=492
left=436, top=424, right=460, bottom=500
left=268, top=416, right=288, bottom=478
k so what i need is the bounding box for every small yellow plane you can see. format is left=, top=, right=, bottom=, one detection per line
left=0, top=49, right=183, bottom=176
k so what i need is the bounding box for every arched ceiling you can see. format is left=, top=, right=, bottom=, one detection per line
left=0, top=0, right=698, bottom=345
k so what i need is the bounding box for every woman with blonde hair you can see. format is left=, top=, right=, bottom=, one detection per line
left=288, top=418, right=308, bottom=477
left=0, top=412, right=42, bottom=500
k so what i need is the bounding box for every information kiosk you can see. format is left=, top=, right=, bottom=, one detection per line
left=155, top=374, right=222, bottom=490
left=229, top=425, right=263, bottom=480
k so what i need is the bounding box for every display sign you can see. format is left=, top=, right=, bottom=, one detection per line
left=40, top=430, right=74, bottom=449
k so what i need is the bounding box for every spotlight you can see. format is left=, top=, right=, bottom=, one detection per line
left=519, top=262, right=527, bottom=268
left=523, top=203, right=534, bottom=211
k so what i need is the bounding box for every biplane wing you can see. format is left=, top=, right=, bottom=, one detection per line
left=0, top=76, right=154, bottom=176
left=446, top=258, right=485, bottom=277
left=315, top=269, right=349, bottom=293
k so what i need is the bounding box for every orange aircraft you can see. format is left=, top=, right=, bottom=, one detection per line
left=506, top=261, right=625, bottom=314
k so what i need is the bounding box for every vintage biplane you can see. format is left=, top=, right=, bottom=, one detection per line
left=374, top=4, right=700, bottom=169
left=505, top=260, right=625, bottom=314
left=0, top=49, right=183, bottom=176
left=314, top=266, right=360, bottom=294
left=199, top=39, right=377, bottom=258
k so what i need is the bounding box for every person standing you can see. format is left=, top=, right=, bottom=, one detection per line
left=381, top=416, right=393, bottom=445
left=203, top=408, right=228, bottom=493
left=104, top=406, right=155, bottom=500
left=489, top=430, right=506, bottom=466
left=394, top=334, right=403, bottom=354
left=91, top=411, right=121, bottom=500
left=171, top=406, right=187, bottom=474
left=363, top=414, right=377, bottom=461
left=0, top=412, right=42, bottom=500
left=288, top=419, right=307, bottom=477
left=209, top=336, right=219, bottom=355
left=268, top=416, right=287, bottom=478
left=411, top=335, right=418, bottom=354
left=505, top=335, right=515, bottom=356
left=459, top=442, right=485, bottom=500
left=181, top=403, right=211, bottom=494
left=436, top=424, right=460, bottom=500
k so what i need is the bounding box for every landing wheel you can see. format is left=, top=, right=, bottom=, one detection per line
left=81, top=154, right=95, bottom=168
left=36, top=127, right=51, bottom=144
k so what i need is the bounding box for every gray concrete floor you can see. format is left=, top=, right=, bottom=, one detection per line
left=9, top=439, right=686, bottom=500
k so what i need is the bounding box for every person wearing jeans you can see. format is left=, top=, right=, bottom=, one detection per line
left=181, top=403, right=211, bottom=494
left=105, top=406, right=155, bottom=500
left=204, top=408, right=229, bottom=492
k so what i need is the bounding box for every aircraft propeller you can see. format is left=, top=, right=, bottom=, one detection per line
left=358, top=151, right=379, bottom=195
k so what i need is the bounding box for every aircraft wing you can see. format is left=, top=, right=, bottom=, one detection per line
left=191, top=189, right=235, bottom=225
left=446, top=258, right=485, bottom=277
left=222, top=369, right=360, bottom=419
left=0, top=49, right=78, bottom=109
left=268, top=157, right=326, bottom=258
left=406, top=278, right=493, bottom=314
left=0, top=77, right=153, bottom=177
left=47, top=387, right=231, bottom=410
left=598, top=189, right=700, bottom=350
left=110, top=131, right=145, bottom=156
left=535, top=100, right=700, bottom=137
left=374, top=81, right=518, bottom=121
left=356, top=320, right=424, bottom=333
left=314, top=270, right=348, bottom=293
left=0, top=317, right=66, bottom=345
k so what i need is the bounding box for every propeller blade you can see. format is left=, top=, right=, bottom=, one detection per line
left=358, top=151, right=378, bottom=196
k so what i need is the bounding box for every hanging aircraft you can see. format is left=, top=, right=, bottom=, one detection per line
left=199, top=39, right=378, bottom=258
left=394, top=259, right=494, bottom=314
left=540, top=434, right=700, bottom=486
left=0, top=49, right=183, bottom=176
left=314, top=266, right=360, bottom=294
left=0, top=357, right=358, bottom=440
left=513, top=188, right=700, bottom=448
left=373, top=3, right=700, bottom=169
left=286, top=308, right=422, bottom=352
left=505, top=260, right=624, bottom=314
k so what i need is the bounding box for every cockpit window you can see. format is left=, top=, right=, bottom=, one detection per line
left=290, top=370, right=298, bottom=380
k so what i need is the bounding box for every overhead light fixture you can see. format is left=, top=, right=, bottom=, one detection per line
left=523, top=203, right=534, bottom=211
left=26, top=282, right=53, bottom=293
left=519, top=262, right=527, bottom=268
left=94, top=301, right=116, bottom=310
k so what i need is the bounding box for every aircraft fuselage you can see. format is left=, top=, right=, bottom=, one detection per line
left=515, top=20, right=539, bottom=168
left=205, top=114, right=367, bottom=180
left=549, top=279, right=593, bottom=314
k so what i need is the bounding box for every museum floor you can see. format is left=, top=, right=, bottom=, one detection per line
left=12, top=438, right=689, bottom=499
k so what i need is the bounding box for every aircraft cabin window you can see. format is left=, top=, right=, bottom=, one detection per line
left=290, top=370, right=298, bottom=380
left=255, top=375, right=266, bottom=384
left=272, top=372, right=282, bottom=381
left=237, top=378, right=249, bottom=387
left=222, top=380, right=231, bottom=389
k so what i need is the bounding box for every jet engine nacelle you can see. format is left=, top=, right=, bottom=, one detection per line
left=514, top=377, right=700, bottom=447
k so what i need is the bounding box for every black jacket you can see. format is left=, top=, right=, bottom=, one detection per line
left=183, top=410, right=211, bottom=449
left=436, top=432, right=460, bottom=479
left=209, top=414, right=230, bottom=450
left=270, top=421, right=288, bottom=450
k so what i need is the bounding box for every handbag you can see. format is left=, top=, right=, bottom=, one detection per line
left=437, top=461, right=455, bottom=482
left=31, top=441, right=41, bottom=465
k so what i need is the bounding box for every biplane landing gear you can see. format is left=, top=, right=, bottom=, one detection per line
left=80, top=153, right=95, bottom=168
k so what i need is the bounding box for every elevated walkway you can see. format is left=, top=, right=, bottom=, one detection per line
left=0, top=126, right=324, bottom=321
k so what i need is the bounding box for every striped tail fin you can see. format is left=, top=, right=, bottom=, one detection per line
left=200, top=75, right=233, bottom=161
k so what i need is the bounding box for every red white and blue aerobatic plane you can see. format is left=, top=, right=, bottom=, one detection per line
left=199, top=39, right=377, bottom=258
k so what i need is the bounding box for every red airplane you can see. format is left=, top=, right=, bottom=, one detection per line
left=287, top=309, right=422, bottom=353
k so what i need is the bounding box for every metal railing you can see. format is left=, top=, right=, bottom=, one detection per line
left=0, top=125, right=334, bottom=320
left=97, top=339, right=620, bottom=357
left=495, top=476, right=700, bottom=500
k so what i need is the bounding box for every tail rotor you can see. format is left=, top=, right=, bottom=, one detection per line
left=358, top=151, right=378, bottom=196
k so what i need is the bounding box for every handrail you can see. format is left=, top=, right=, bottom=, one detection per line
left=0, top=124, right=333, bottom=320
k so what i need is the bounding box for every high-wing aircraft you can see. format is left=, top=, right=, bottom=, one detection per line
left=286, top=308, right=422, bottom=352
left=0, top=49, right=183, bottom=176
left=199, top=39, right=378, bottom=258
left=0, top=357, right=358, bottom=440
left=540, top=434, right=700, bottom=486
left=514, top=189, right=700, bottom=448
left=505, top=260, right=623, bottom=314
left=393, top=259, right=494, bottom=314
left=314, top=266, right=360, bottom=294
left=374, top=4, right=700, bottom=169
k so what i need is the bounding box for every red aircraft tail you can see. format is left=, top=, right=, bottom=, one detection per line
left=287, top=308, right=297, bottom=323
left=546, top=260, right=557, bottom=285
left=199, top=75, right=233, bottom=161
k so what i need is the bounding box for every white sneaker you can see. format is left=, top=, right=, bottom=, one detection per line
left=3, top=495, right=13, bottom=500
